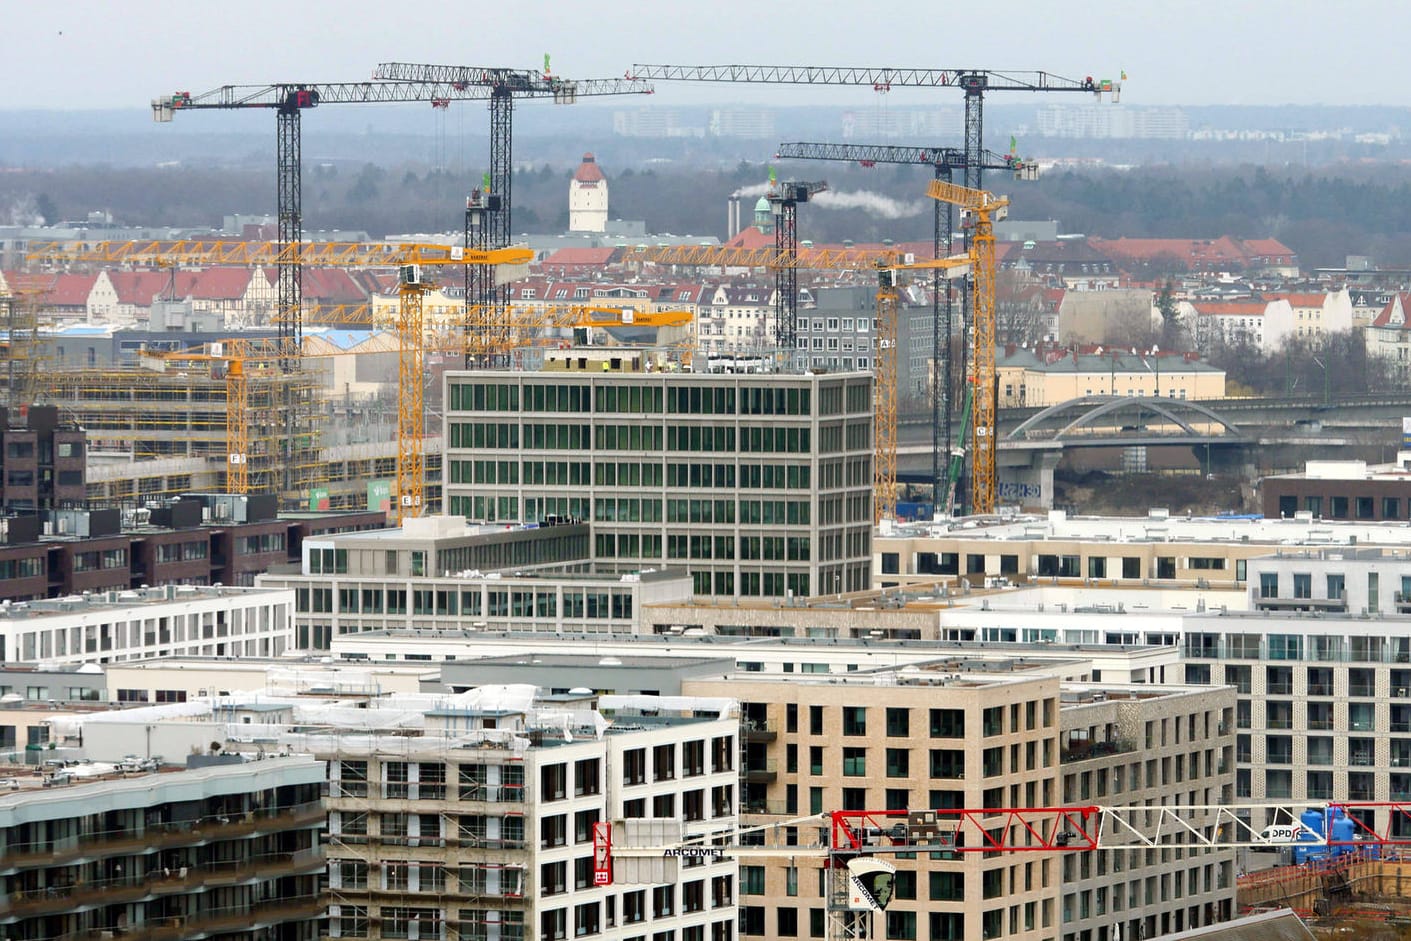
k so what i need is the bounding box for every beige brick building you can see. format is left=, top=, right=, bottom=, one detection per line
left=681, top=671, right=1235, bottom=941
left=684, top=671, right=1061, bottom=941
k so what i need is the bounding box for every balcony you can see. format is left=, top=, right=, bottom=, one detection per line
left=1, top=849, right=322, bottom=918
left=741, top=720, right=777, bottom=743
left=742, top=758, right=777, bottom=784
left=1308, top=717, right=1334, bottom=731
left=122, top=893, right=324, bottom=941
left=0, top=801, right=325, bottom=874
left=1061, top=739, right=1137, bottom=764
left=1351, top=753, right=1376, bottom=767
left=1307, top=683, right=1333, bottom=697
left=1349, top=685, right=1377, bottom=698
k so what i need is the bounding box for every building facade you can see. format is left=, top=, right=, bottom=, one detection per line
left=0, top=583, right=294, bottom=664
left=443, top=369, right=875, bottom=598
left=258, top=515, right=693, bottom=651
left=0, top=755, right=324, bottom=941
left=320, top=693, right=738, bottom=941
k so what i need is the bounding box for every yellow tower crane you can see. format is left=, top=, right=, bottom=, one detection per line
left=874, top=254, right=971, bottom=524
left=924, top=180, right=1009, bottom=515
left=390, top=248, right=532, bottom=523
left=29, top=239, right=531, bottom=514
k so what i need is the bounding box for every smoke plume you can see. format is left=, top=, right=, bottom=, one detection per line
left=812, top=190, right=927, bottom=219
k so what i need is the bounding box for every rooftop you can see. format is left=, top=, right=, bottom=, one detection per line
left=0, top=584, right=288, bottom=623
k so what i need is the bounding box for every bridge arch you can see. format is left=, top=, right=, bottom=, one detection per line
left=1007, top=395, right=1245, bottom=442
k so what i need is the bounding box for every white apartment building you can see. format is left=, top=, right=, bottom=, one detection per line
left=0, top=583, right=293, bottom=664
left=311, top=689, right=740, bottom=941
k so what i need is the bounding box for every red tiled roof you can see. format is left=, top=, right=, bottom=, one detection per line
left=723, top=226, right=774, bottom=250
left=1266, top=292, right=1323, bottom=307
left=106, top=270, right=197, bottom=305
left=299, top=268, right=365, bottom=303
left=190, top=267, right=252, bottom=301
left=573, top=153, right=606, bottom=184
left=49, top=273, right=96, bottom=307
left=542, top=247, right=617, bottom=267
left=1370, top=295, right=1410, bottom=329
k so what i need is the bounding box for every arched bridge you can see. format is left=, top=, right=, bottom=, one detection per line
left=1005, top=395, right=1254, bottom=449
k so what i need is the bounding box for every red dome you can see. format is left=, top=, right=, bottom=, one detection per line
left=574, top=153, right=606, bottom=183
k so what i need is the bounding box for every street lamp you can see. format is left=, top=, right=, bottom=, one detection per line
left=1140, top=345, right=1160, bottom=397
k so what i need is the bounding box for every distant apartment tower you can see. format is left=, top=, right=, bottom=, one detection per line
left=443, top=367, right=875, bottom=598
left=1035, top=105, right=1190, bottom=140
left=708, top=109, right=776, bottom=140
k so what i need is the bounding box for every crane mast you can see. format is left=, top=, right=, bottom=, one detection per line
left=372, top=63, right=652, bottom=362
left=774, top=141, right=1036, bottom=515
left=636, top=63, right=1117, bottom=514
left=768, top=179, right=827, bottom=359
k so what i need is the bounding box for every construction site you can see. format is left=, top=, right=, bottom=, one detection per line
left=12, top=53, right=1411, bottom=941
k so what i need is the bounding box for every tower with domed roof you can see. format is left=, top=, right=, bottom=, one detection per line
left=568, top=152, right=609, bottom=233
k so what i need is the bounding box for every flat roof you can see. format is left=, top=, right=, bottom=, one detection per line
left=0, top=585, right=288, bottom=623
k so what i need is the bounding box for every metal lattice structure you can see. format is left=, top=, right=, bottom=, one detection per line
left=774, top=141, right=1036, bottom=513
left=372, top=62, right=653, bottom=355
left=925, top=180, right=1009, bottom=514
left=768, top=181, right=827, bottom=355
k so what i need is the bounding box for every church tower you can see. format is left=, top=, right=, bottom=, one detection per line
left=568, top=153, right=609, bottom=233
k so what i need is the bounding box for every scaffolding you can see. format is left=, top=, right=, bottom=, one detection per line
left=42, top=360, right=319, bottom=510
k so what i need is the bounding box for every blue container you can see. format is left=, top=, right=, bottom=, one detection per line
left=1330, top=811, right=1356, bottom=858
left=1293, top=809, right=1327, bottom=865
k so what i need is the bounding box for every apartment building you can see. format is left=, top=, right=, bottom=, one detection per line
left=682, top=669, right=1059, bottom=941
left=442, top=367, right=875, bottom=598
left=316, top=690, right=739, bottom=941
left=1056, top=685, right=1236, bottom=941
left=874, top=509, right=1411, bottom=591
left=0, top=583, right=294, bottom=664
left=0, top=754, right=324, bottom=941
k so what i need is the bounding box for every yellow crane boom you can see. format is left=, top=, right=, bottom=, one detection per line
left=924, top=179, right=1009, bottom=515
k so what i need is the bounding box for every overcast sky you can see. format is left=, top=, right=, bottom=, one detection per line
left=6, top=0, right=1407, bottom=111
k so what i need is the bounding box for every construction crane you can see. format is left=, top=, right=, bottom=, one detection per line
left=620, top=239, right=963, bottom=524
left=632, top=64, right=1118, bottom=512
left=32, top=240, right=530, bottom=511
left=774, top=141, right=1035, bottom=514
left=875, top=254, right=971, bottom=524
left=926, top=180, right=1009, bottom=515
left=600, top=801, right=1409, bottom=941
left=389, top=247, right=533, bottom=523
left=371, top=61, right=653, bottom=352
left=767, top=177, right=828, bottom=358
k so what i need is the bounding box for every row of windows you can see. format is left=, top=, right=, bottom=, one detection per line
left=448, top=381, right=822, bottom=418
left=772, top=703, right=1054, bottom=738
left=1278, top=493, right=1404, bottom=520
left=297, top=586, right=634, bottom=620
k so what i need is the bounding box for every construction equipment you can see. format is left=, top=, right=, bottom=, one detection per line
left=36, top=240, right=530, bottom=512
left=926, top=180, right=1009, bottom=514
left=371, top=62, right=653, bottom=352
left=875, top=255, right=971, bottom=523
left=633, top=64, right=1117, bottom=512
left=599, top=801, right=1411, bottom=941
left=622, top=238, right=965, bottom=524
left=767, top=177, right=828, bottom=357
left=388, top=248, right=533, bottom=523
left=774, top=141, right=1035, bottom=513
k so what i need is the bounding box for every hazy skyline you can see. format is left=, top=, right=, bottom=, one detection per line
left=6, top=0, right=1410, bottom=112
